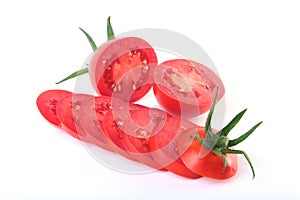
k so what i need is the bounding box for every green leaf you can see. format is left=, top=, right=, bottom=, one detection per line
left=223, top=149, right=255, bottom=179
left=107, top=16, right=115, bottom=40
left=205, top=87, right=219, bottom=137
left=217, top=109, right=247, bottom=137
left=212, top=149, right=227, bottom=172
left=228, top=121, right=263, bottom=147
left=79, top=27, right=97, bottom=51
left=56, top=68, right=88, bottom=84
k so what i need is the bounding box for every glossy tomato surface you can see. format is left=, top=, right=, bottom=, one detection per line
left=36, top=89, right=72, bottom=127
left=56, top=93, right=93, bottom=140
left=177, top=127, right=238, bottom=180
left=89, top=37, right=157, bottom=102
left=153, top=59, right=225, bottom=118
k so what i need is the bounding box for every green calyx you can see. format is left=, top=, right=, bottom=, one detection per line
left=56, top=16, right=115, bottom=84
left=191, top=87, right=263, bottom=179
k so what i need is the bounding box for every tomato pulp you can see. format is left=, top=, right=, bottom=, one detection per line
left=153, top=59, right=225, bottom=118
left=36, top=89, right=72, bottom=127
left=56, top=93, right=93, bottom=140
left=89, top=37, right=157, bottom=102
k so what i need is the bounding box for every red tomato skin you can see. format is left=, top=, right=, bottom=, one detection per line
left=36, top=89, right=72, bottom=127
left=148, top=118, right=201, bottom=179
left=89, top=37, right=157, bottom=102
left=56, top=93, right=93, bottom=140
left=177, top=127, right=238, bottom=180
left=153, top=59, right=225, bottom=118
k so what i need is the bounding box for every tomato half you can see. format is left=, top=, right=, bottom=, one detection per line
left=36, top=89, right=72, bottom=127
left=56, top=93, right=93, bottom=140
left=153, top=59, right=225, bottom=118
left=176, top=127, right=238, bottom=180
left=89, top=37, right=157, bottom=102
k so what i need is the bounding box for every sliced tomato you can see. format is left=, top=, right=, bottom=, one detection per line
left=89, top=37, right=157, bottom=102
left=148, top=117, right=201, bottom=179
left=176, top=127, right=238, bottom=180
left=153, top=59, right=225, bottom=118
left=56, top=93, right=93, bottom=140
left=36, top=89, right=72, bottom=127
left=117, top=106, right=168, bottom=170
left=100, top=103, right=152, bottom=162
left=77, top=96, right=118, bottom=152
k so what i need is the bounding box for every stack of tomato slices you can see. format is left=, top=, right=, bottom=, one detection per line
left=36, top=89, right=229, bottom=179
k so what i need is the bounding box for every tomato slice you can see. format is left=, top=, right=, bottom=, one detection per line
left=100, top=103, right=151, bottom=162
left=117, top=106, right=168, bottom=170
left=176, top=127, right=238, bottom=180
left=153, top=59, right=225, bottom=118
left=36, top=89, right=72, bottom=127
left=148, top=117, right=201, bottom=178
left=56, top=93, right=93, bottom=140
left=89, top=37, right=157, bottom=102
left=77, top=96, right=117, bottom=152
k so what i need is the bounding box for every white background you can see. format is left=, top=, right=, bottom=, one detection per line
left=1, top=0, right=299, bottom=199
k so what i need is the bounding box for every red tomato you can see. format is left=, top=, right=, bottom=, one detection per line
left=56, top=93, right=93, bottom=140
left=77, top=96, right=117, bottom=152
left=89, top=37, right=157, bottom=102
left=176, top=127, right=238, bottom=180
left=36, top=89, right=72, bottom=127
left=118, top=106, right=168, bottom=170
left=153, top=59, right=225, bottom=118
left=100, top=103, right=152, bottom=162
left=148, top=117, right=201, bottom=179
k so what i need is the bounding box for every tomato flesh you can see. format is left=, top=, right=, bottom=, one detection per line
left=89, top=37, right=157, bottom=102
left=56, top=93, right=93, bottom=140
left=118, top=106, right=168, bottom=170
left=77, top=96, right=120, bottom=152
left=177, top=127, right=238, bottom=180
left=153, top=59, right=225, bottom=118
left=148, top=117, right=201, bottom=178
left=36, top=89, right=72, bottom=127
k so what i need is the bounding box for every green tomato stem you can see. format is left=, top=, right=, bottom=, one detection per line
left=228, top=121, right=263, bottom=147
left=79, top=27, right=97, bottom=52
left=56, top=68, right=88, bottom=84
left=223, top=149, right=255, bottom=179
left=107, top=16, right=115, bottom=40
left=217, top=109, right=247, bottom=137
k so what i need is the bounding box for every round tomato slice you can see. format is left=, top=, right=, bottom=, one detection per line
left=89, top=37, right=157, bottom=102
left=100, top=103, right=151, bottom=162
left=176, top=127, right=238, bottom=180
left=77, top=96, right=117, bottom=152
left=56, top=93, right=93, bottom=140
left=36, top=89, right=72, bottom=127
left=118, top=106, right=168, bottom=170
left=148, top=117, right=201, bottom=179
left=153, top=59, right=225, bottom=118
